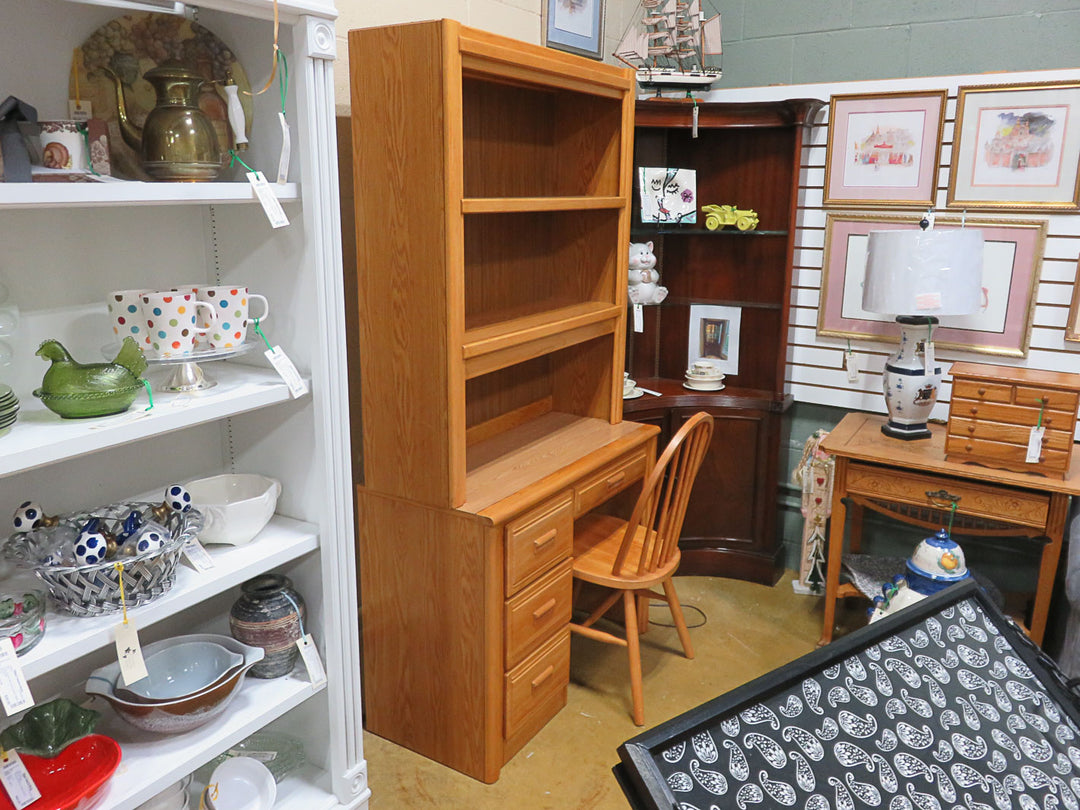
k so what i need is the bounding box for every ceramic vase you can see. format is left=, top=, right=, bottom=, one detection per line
left=228, top=574, right=305, bottom=679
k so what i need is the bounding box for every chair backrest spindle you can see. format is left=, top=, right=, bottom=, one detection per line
left=613, top=412, right=714, bottom=578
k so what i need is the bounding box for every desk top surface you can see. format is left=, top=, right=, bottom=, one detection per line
left=822, top=412, right=1080, bottom=496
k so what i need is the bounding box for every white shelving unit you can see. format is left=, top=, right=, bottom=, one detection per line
left=0, top=2, right=367, bottom=809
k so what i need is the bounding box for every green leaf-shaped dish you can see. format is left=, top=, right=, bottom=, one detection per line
left=0, top=698, right=100, bottom=757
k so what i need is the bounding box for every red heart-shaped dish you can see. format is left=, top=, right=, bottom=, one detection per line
left=0, top=734, right=121, bottom=810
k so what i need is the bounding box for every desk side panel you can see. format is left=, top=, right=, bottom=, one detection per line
left=356, top=486, right=502, bottom=781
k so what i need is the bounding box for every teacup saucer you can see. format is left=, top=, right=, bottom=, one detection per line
left=623, top=388, right=645, bottom=400
left=683, top=380, right=725, bottom=391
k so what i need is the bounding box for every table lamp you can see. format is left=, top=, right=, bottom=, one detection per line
left=863, top=223, right=983, bottom=440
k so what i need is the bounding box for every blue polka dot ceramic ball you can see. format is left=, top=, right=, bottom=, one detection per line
left=75, top=531, right=107, bottom=566
left=12, top=501, right=42, bottom=531
left=166, top=485, right=192, bottom=513
left=136, top=530, right=165, bottom=554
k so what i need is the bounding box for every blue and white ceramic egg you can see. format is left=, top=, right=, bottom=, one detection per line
left=12, top=501, right=44, bottom=532
left=165, top=485, right=192, bottom=513
left=74, top=527, right=108, bottom=566
left=135, top=525, right=167, bottom=555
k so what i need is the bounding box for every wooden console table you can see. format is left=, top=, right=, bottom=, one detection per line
left=819, top=412, right=1080, bottom=647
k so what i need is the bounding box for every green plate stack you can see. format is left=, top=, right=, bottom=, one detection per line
left=0, top=384, right=18, bottom=435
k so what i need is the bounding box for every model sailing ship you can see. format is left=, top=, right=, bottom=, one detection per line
left=615, top=0, right=722, bottom=89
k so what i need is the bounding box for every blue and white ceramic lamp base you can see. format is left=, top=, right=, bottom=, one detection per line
left=882, top=316, right=941, bottom=441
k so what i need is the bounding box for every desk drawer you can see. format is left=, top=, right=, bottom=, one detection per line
left=952, top=379, right=1013, bottom=404
left=504, top=628, right=570, bottom=739
left=505, top=492, right=573, bottom=597
left=574, top=447, right=650, bottom=518
left=948, top=418, right=1074, bottom=452
left=951, top=397, right=1069, bottom=430
left=845, top=463, right=1050, bottom=529
left=505, top=559, right=572, bottom=669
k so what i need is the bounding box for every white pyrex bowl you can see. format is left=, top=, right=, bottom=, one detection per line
left=185, top=474, right=281, bottom=545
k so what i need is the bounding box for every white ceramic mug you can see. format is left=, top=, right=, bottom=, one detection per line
left=199, top=286, right=270, bottom=349
left=140, top=291, right=216, bottom=357
left=39, top=121, right=88, bottom=171
left=107, top=289, right=153, bottom=341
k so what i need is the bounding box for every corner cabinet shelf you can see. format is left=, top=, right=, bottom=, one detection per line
left=0, top=2, right=367, bottom=809
left=347, top=20, right=637, bottom=782
left=624, top=98, right=823, bottom=585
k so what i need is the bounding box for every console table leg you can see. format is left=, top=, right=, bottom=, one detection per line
left=1031, top=493, right=1069, bottom=645
left=820, top=458, right=849, bottom=647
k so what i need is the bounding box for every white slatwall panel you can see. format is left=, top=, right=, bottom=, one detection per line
left=678, top=68, right=1080, bottom=429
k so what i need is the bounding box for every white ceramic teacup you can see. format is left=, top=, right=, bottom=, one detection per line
left=39, top=120, right=88, bottom=171
left=689, top=360, right=722, bottom=378
left=140, top=291, right=216, bottom=358
left=198, top=286, right=270, bottom=350
left=107, top=289, right=153, bottom=341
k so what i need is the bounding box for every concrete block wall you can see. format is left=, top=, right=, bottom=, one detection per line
left=613, top=0, right=1080, bottom=89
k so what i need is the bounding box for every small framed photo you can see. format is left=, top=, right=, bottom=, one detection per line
left=688, top=304, right=741, bottom=374
left=949, top=80, right=1080, bottom=211
left=817, top=212, right=1047, bottom=358
left=824, top=90, right=946, bottom=208
left=542, top=0, right=605, bottom=60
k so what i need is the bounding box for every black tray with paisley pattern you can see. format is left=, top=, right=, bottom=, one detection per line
left=615, top=580, right=1080, bottom=810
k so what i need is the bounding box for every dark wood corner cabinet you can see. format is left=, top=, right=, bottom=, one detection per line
left=624, top=98, right=823, bottom=585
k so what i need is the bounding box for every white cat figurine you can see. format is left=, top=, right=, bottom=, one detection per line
left=627, top=241, right=668, bottom=305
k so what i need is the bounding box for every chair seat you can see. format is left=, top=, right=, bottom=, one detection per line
left=572, top=513, right=681, bottom=590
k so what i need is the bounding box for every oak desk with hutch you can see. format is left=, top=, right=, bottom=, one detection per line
left=820, top=412, right=1080, bottom=647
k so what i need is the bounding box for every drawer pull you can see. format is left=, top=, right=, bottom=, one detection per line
left=531, top=665, right=554, bottom=690
left=978, top=387, right=986, bottom=396
left=926, top=489, right=961, bottom=508
left=966, top=425, right=975, bottom=434
left=532, top=598, right=557, bottom=621
left=533, top=529, right=557, bottom=551
left=965, top=444, right=972, bottom=452
left=969, top=407, right=978, bottom=415
left=606, top=472, right=627, bottom=489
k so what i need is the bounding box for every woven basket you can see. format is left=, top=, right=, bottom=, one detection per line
left=25, top=502, right=202, bottom=617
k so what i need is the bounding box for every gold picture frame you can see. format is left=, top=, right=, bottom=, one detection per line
left=948, top=80, right=1080, bottom=211
left=817, top=212, right=1047, bottom=358
left=823, top=89, right=946, bottom=208
left=1066, top=258, right=1080, bottom=342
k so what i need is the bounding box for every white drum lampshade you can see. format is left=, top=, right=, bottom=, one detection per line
left=862, top=227, right=984, bottom=440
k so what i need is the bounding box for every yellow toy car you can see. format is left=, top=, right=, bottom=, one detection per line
left=701, top=204, right=760, bottom=231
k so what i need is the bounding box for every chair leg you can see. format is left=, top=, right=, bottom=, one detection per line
left=623, top=589, right=645, bottom=726
left=662, top=577, right=695, bottom=660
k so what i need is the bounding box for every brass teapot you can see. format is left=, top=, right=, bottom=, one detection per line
left=99, top=61, right=222, bottom=181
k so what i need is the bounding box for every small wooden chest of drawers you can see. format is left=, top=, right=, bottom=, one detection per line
left=946, top=362, right=1080, bottom=479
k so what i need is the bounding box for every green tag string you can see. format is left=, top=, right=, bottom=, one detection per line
left=77, top=123, right=100, bottom=177
left=278, top=49, right=289, bottom=115
left=253, top=318, right=273, bottom=351
left=1038, top=398, right=1046, bottom=428
left=141, top=379, right=154, bottom=411
left=927, top=317, right=934, bottom=344
left=947, top=501, right=957, bottom=538
left=228, top=149, right=255, bottom=173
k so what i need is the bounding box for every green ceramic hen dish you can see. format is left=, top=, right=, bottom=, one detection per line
left=33, top=337, right=147, bottom=419
left=0, top=698, right=100, bottom=757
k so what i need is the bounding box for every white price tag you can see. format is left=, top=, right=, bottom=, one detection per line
left=182, top=538, right=215, bottom=572
left=0, top=751, right=41, bottom=809
left=68, top=100, right=92, bottom=121
left=915, top=292, right=942, bottom=310
left=691, top=104, right=699, bottom=139
left=265, top=346, right=309, bottom=398
left=633, top=303, right=644, bottom=333
left=296, top=635, right=327, bottom=688
left=0, top=639, right=34, bottom=717
left=923, top=341, right=936, bottom=374
left=1027, top=425, right=1045, bottom=463
left=246, top=171, right=290, bottom=229
left=844, top=350, right=860, bottom=383
left=114, top=621, right=149, bottom=686
left=277, top=112, right=291, bottom=185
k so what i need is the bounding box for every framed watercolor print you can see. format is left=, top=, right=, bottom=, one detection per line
left=542, top=0, right=605, bottom=60
left=688, top=304, right=741, bottom=374
left=817, top=213, right=1047, bottom=357
left=948, top=81, right=1080, bottom=211
left=823, top=90, right=946, bottom=208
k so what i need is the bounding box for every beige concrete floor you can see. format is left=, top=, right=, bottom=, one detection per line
left=363, top=572, right=848, bottom=809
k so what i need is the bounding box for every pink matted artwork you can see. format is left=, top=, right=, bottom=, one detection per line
left=824, top=90, right=946, bottom=208
left=816, top=214, right=1047, bottom=358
